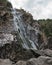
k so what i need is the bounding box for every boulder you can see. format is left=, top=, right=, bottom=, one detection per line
left=37, top=56, right=52, bottom=65
left=0, top=59, right=12, bottom=65
left=26, top=58, right=37, bottom=65
left=31, top=49, right=52, bottom=57
left=16, top=56, right=52, bottom=65
left=16, top=61, right=26, bottom=65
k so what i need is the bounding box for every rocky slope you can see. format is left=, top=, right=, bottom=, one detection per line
left=0, top=0, right=52, bottom=65
left=0, top=1, right=42, bottom=49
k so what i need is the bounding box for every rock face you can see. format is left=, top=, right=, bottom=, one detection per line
left=0, top=33, right=14, bottom=46
left=0, top=6, right=14, bottom=46
left=0, top=8, right=14, bottom=33
left=0, top=0, right=15, bottom=47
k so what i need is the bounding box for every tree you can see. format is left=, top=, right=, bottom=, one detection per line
left=38, top=19, right=52, bottom=37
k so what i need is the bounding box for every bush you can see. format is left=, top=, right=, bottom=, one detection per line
left=38, top=19, right=52, bottom=37
left=0, top=0, right=7, bottom=6
left=0, top=0, right=7, bottom=3
left=7, top=1, right=12, bottom=8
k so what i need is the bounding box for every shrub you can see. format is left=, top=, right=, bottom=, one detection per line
left=38, top=19, right=52, bottom=37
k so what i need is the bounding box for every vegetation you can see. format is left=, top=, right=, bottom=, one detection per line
left=0, top=0, right=7, bottom=6
left=7, top=1, right=12, bottom=8
left=0, top=0, right=12, bottom=8
left=38, top=19, right=52, bottom=37
left=0, top=0, right=7, bottom=2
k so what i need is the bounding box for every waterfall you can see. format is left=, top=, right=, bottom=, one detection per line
left=12, top=8, right=40, bottom=50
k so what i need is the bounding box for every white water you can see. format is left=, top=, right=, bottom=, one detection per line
left=12, top=9, right=40, bottom=50
left=12, top=9, right=29, bottom=49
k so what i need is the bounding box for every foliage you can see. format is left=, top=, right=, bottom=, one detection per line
left=0, top=0, right=7, bottom=3
left=0, top=0, right=12, bottom=8
left=7, top=1, right=12, bottom=8
left=38, top=19, right=52, bottom=37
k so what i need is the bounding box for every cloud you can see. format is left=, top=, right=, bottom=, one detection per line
left=8, top=0, right=52, bottom=19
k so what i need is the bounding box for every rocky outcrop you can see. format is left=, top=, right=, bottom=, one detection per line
left=0, top=56, right=52, bottom=65
left=31, top=49, right=52, bottom=57
left=0, top=43, right=35, bottom=62
left=16, top=56, right=52, bottom=65
left=0, top=33, right=14, bottom=46
left=27, top=56, right=52, bottom=65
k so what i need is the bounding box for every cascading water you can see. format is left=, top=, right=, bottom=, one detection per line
left=12, top=8, right=40, bottom=50
left=12, top=9, right=29, bottom=49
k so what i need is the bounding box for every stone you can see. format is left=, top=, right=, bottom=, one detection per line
left=16, top=61, right=26, bottom=65
left=16, top=56, right=52, bottom=65
left=0, top=59, right=12, bottom=65
left=26, top=58, right=37, bottom=65
left=0, top=43, right=35, bottom=62
left=37, top=56, right=52, bottom=65
left=0, top=33, right=14, bottom=46
left=31, top=49, right=52, bottom=57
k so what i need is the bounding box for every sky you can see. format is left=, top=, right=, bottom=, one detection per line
left=8, top=0, right=52, bottom=19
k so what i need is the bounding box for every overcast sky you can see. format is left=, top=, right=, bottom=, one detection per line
left=8, top=0, right=52, bottom=19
